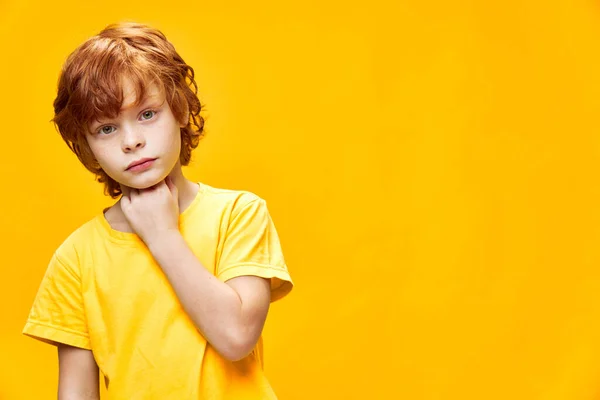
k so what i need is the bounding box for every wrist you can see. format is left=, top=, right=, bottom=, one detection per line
left=144, top=229, right=182, bottom=254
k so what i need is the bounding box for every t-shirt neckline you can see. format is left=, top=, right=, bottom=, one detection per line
left=95, top=181, right=205, bottom=243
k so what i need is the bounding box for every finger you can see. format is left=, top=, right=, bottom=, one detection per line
left=139, top=186, right=154, bottom=194
left=120, top=193, right=130, bottom=208
left=128, top=188, right=139, bottom=200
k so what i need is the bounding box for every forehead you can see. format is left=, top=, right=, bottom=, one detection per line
left=120, top=77, right=163, bottom=109
left=88, top=76, right=165, bottom=128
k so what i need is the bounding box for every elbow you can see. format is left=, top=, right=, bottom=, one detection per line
left=218, top=330, right=258, bottom=362
left=221, top=349, right=250, bottom=363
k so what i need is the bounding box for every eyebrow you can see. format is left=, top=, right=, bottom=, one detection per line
left=119, top=95, right=161, bottom=112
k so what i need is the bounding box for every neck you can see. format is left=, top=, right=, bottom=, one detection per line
left=166, top=163, right=199, bottom=214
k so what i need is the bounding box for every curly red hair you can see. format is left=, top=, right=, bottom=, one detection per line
left=52, top=22, right=206, bottom=198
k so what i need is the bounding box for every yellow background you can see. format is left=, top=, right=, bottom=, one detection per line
left=2, top=0, right=600, bottom=398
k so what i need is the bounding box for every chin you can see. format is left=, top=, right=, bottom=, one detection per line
left=120, top=171, right=168, bottom=190
left=130, top=177, right=166, bottom=189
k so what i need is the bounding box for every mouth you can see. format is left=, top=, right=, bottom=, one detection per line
left=126, top=157, right=157, bottom=171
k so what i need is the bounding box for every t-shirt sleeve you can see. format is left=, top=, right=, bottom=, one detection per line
left=216, top=197, right=293, bottom=302
left=22, top=252, right=91, bottom=350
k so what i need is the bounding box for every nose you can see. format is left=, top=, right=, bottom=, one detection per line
left=121, top=126, right=146, bottom=152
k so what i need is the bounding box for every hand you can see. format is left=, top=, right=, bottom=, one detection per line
left=120, top=177, right=180, bottom=245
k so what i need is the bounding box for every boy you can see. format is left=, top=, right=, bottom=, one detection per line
left=22, top=22, right=293, bottom=399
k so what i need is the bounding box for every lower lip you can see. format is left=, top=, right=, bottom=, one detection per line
left=127, top=159, right=156, bottom=172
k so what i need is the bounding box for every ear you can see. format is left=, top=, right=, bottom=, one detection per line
left=180, top=110, right=190, bottom=128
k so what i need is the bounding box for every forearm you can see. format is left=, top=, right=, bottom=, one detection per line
left=146, top=231, right=248, bottom=361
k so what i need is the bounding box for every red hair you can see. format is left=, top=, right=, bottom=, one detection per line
left=52, top=22, right=206, bottom=198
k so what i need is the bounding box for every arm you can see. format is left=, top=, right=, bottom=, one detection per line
left=146, top=231, right=271, bottom=362
left=57, top=344, right=100, bottom=400
left=119, top=180, right=273, bottom=362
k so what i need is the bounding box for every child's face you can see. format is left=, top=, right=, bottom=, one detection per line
left=86, top=77, right=185, bottom=190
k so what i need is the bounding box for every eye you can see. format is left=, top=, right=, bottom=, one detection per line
left=99, top=126, right=115, bottom=135
left=141, top=110, right=156, bottom=120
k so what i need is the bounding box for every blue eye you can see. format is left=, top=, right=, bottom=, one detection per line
left=99, top=126, right=115, bottom=135
left=141, top=110, right=156, bottom=120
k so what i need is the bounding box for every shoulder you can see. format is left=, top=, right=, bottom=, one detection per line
left=199, top=182, right=265, bottom=214
left=52, top=216, right=102, bottom=266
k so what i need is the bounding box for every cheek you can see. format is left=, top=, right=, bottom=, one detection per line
left=88, top=142, right=117, bottom=171
left=84, top=139, right=102, bottom=164
left=173, top=130, right=182, bottom=147
left=167, top=131, right=182, bottom=162
left=160, top=122, right=182, bottom=148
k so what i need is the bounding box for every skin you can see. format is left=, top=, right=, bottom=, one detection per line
left=57, top=77, right=271, bottom=398
left=57, top=344, right=99, bottom=399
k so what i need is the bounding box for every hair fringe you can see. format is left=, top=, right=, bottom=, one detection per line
left=52, top=22, right=206, bottom=198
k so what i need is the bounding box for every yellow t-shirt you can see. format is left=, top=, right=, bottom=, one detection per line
left=22, top=182, right=293, bottom=399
